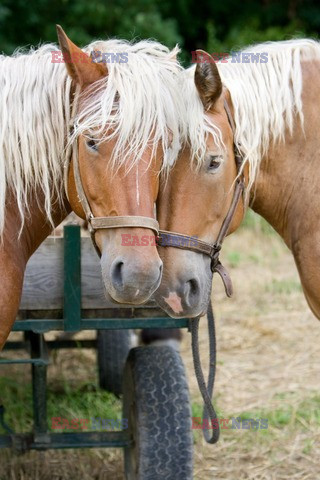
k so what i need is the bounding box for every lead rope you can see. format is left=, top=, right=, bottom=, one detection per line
left=191, top=300, right=219, bottom=444
left=190, top=101, right=242, bottom=443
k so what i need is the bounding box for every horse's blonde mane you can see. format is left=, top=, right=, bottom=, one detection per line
left=186, top=39, right=320, bottom=192
left=0, top=45, right=72, bottom=235
left=0, top=39, right=185, bottom=235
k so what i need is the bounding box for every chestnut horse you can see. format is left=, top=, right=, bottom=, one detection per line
left=0, top=27, right=185, bottom=349
left=156, top=39, right=320, bottom=321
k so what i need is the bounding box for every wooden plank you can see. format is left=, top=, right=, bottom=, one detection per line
left=20, top=237, right=156, bottom=311
left=20, top=238, right=64, bottom=310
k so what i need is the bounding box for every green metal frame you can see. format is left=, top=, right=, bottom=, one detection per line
left=13, top=225, right=189, bottom=333
left=0, top=225, right=189, bottom=452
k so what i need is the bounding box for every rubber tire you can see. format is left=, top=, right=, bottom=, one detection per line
left=123, top=346, right=193, bottom=480
left=97, top=329, right=133, bottom=396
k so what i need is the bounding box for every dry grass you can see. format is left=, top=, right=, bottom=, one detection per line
left=183, top=225, right=320, bottom=479
left=1, top=219, right=320, bottom=479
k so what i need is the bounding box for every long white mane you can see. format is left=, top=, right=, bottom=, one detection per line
left=185, top=39, right=320, bottom=192
left=0, top=39, right=185, bottom=235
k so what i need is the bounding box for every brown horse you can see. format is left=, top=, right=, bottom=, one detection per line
left=0, top=27, right=185, bottom=349
left=155, top=39, right=320, bottom=320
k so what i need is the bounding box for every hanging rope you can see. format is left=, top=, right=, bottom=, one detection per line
left=191, top=301, right=219, bottom=444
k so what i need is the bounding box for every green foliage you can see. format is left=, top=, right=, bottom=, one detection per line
left=191, top=392, right=320, bottom=446
left=0, top=373, right=121, bottom=433
left=266, top=278, right=302, bottom=295
left=0, top=0, right=320, bottom=59
left=234, top=394, right=320, bottom=430
left=206, top=18, right=309, bottom=54
left=241, top=210, right=276, bottom=236
left=226, top=250, right=242, bottom=268
left=0, top=0, right=183, bottom=54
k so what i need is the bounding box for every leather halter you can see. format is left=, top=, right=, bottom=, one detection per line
left=157, top=100, right=245, bottom=297
left=66, top=129, right=159, bottom=257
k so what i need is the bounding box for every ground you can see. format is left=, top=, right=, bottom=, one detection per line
left=0, top=212, right=319, bottom=479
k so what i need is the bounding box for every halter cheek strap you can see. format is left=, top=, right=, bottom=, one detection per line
left=65, top=132, right=159, bottom=257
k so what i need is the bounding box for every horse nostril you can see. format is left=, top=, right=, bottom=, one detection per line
left=189, top=279, right=198, bottom=295
left=109, top=256, right=163, bottom=300
left=111, top=260, right=124, bottom=289
left=185, top=278, right=200, bottom=307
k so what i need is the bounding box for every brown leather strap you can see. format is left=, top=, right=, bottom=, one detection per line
left=157, top=231, right=217, bottom=257
left=91, top=216, right=159, bottom=234
left=214, top=262, right=233, bottom=297
left=72, top=136, right=95, bottom=223
left=224, top=100, right=243, bottom=170
left=223, top=100, right=236, bottom=133
left=215, top=177, right=244, bottom=247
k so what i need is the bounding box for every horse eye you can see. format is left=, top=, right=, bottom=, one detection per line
left=208, top=155, right=222, bottom=171
left=86, top=138, right=98, bottom=152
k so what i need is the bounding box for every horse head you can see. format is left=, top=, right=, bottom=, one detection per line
left=155, top=53, right=247, bottom=317
left=57, top=27, right=184, bottom=305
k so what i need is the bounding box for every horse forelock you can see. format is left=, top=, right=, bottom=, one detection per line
left=186, top=38, right=320, bottom=194
left=0, top=39, right=186, bottom=237
left=71, top=39, right=186, bottom=173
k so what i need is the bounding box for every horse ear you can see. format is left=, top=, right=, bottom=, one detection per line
left=194, top=50, right=222, bottom=110
left=56, top=25, right=107, bottom=86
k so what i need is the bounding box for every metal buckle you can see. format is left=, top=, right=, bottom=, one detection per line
left=87, top=214, right=95, bottom=235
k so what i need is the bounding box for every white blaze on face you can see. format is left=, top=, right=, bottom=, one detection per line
left=163, top=292, right=183, bottom=314
left=136, top=165, right=140, bottom=206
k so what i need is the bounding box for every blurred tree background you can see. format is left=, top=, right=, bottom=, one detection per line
left=0, top=0, right=319, bottom=63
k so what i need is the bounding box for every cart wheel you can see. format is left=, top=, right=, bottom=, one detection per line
left=123, top=346, right=193, bottom=480
left=97, top=329, right=134, bottom=396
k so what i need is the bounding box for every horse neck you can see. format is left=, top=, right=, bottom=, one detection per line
left=250, top=148, right=296, bottom=248
left=250, top=60, right=320, bottom=252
